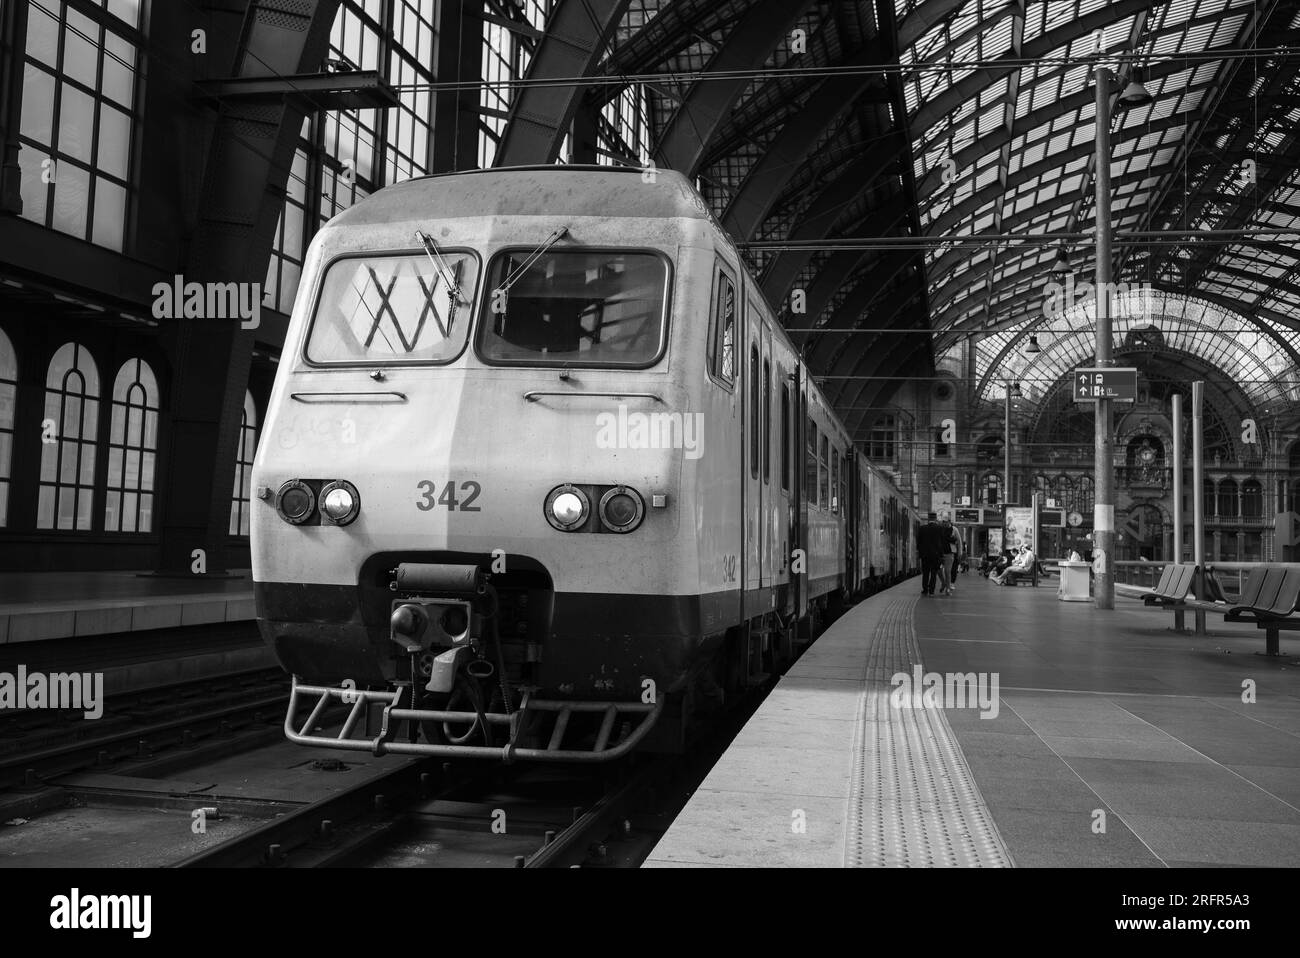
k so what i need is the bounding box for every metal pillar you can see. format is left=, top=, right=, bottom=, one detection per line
left=1192, top=381, right=1206, bottom=633
left=1093, top=64, right=1116, bottom=610
left=1004, top=384, right=1012, bottom=505
left=1172, top=394, right=1183, bottom=561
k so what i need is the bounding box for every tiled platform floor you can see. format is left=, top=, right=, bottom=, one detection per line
left=645, top=574, right=1300, bottom=867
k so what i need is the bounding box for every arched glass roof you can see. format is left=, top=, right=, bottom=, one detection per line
left=568, top=0, right=1300, bottom=434
left=961, top=287, right=1300, bottom=407
left=899, top=0, right=1300, bottom=393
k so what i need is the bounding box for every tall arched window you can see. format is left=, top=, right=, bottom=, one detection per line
left=982, top=472, right=1003, bottom=505
left=1204, top=479, right=1216, bottom=517
left=39, top=342, right=99, bottom=530
left=1218, top=478, right=1238, bottom=518
left=0, top=328, right=16, bottom=526
left=230, top=391, right=258, bottom=536
left=104, top=358, right=158, bottom=532
left=1241, top=479, right=1263, bottom=518
left=1054, top=474, right=1073, bottom=512
left=1076, top=475, right=1095, bottom=515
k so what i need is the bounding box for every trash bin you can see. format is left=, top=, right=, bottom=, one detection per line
left=1057, top=560, right=1091, bottom=602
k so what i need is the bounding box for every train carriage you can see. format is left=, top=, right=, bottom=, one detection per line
left=252, top=166, right=913, bottom=762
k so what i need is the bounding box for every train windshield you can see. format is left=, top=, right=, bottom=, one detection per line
left=305, top=251, right=479, bottom=364
left=476, top=249, right=669, bottom=367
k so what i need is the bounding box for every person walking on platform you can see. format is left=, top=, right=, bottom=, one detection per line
left=944, top=520, right=961, bottom=593
left=936, top=520, right=952, bottom=595
left=917, top=512, right=946, bottom=596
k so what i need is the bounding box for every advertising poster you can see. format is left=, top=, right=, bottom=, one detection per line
left=1004, top=505, right=1034, bottom=550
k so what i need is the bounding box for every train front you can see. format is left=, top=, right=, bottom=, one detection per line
left=250, top=170, right=708, bottom=762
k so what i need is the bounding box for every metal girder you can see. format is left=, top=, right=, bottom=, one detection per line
left=598, top=0, right=706, bottom=83
left=923, top=112, right=1194, bottom=255
left=909, top=0, right=1151, bottom=140
left=493, top=0, right=631, bottom=167
left=194, top=70, right=397, bottom=109
left=897, top=0, right=966, bottom=50
left=803, top=252, right=920, bottom=368
left=911, top=49, right=1229, bottom=206
left=720, top=39, right=888, bottom=240
left=782, top=249, right=872, bottom=348
left=1124, top=0, right=1283, bottom=278
left=432, top=0, right=483, bottom=172
left=929, top=229, right=1300, bottom=345
left=825, top=272, right=929, bottom=386
left=969, top=290, right=1300, bottom=401
left=758, top=142, right=910, bottom=303
left=157, top=0, right=340, bottom=574
left=830, top=325, right=931, bottom=417
left=820, top=281, right=929, bottom=410
left=844, top=340, right=933, bottom=438
left=653, top=0, right=813, bottom=175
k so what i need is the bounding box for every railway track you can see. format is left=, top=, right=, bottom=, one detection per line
left=172, top=675, right=775, bottom=869
left=0, top=668, right=293, bottom=797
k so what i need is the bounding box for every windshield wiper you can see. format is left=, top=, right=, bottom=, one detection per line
left=492, top=226, right=569, bottom=309
left=414, top=229, right=466, bottom=335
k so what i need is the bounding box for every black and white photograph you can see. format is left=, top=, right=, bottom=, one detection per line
left=0, top=0, right=1292, bottom=937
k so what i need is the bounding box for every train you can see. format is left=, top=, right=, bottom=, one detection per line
left=250, top=165, right=918, bottom=762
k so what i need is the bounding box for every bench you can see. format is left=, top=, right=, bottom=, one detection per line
left=1222, top=566, right=1300, bottom=656
left=1141, top=563, right=1198, bottom=627
left=1161, top=564, right=1300, bottom=655
left=995, top=560, right=1041, bottom=587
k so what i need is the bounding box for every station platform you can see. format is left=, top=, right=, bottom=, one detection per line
left=645, top=575, right=1300, bottom=868
left=0, top=571, right=255, bottom=645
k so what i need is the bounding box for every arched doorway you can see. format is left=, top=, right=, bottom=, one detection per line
left=1120, top=504, right=1165, bottom=561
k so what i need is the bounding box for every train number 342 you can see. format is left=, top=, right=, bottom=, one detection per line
left=416, top=480, right=483, bottom=512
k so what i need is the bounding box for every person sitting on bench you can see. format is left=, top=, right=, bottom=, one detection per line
left=992, top=544, right=1036, bottom=585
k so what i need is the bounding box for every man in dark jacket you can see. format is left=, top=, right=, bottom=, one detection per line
left=916, top=513, right=946, bottom=596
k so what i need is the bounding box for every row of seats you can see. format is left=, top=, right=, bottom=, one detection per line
left=1142, top=562, right=1300, bottom=655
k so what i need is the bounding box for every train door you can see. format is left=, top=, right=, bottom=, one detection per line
left=775, top=364, right=793, bottom=613
left=794, top=368, right=807, bottom=620
left=761, top=324, right=777, bottom=595
left=843, top=448, right=854, bottom=588
left=742, top=292, right=762, bottom=605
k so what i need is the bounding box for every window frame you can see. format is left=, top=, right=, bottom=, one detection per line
left=474, top=245, right=673, bottom=370
left=707, top=264, right=737, bottom=390
left=749, top=343, right=759, bottom=478
left=103, top=357, right=158, bottom=534
left=302, top=246, right=482, bottom=369
left=780, top=383, right=790, bottom=492
left=819, top=432, right=829, bottom=508
left=806, top=418, right=819, bottom=506
left=762, top=357, right=771, bottom=484
left=832, top=446, right=840, bottom=513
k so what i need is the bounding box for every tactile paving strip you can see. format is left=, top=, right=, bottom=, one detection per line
left=845, top=596, right=1014, bottom=867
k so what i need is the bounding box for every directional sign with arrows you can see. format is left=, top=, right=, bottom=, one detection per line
left=1073, top=367, right=1138, bottom=402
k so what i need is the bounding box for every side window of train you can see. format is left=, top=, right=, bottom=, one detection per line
left=780, top=384, right=790, bottom=492
left=841, top=452, right=849, bottom=516
left=819, top=433, right=829, bottom=507
left=749, top=344, right=759, bottom=478
left=709, top=269, right=736, bottom=388
left=832, top=448, right=840, bottom=513
left=806, top=419, right=818, bottom=506
left=762, top=358, right=771, bottom=484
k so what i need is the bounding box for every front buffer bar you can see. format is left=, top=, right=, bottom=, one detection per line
left=284, top=677, right=663, bottom=763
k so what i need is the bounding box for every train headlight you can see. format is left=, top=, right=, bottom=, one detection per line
left=545, top=485, right=589, bottom=531
left=276, top=480, right=315, bottom=525
left=598, top=486, right=645, bottom=533
left=320, top=480, right=361, bottom=525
